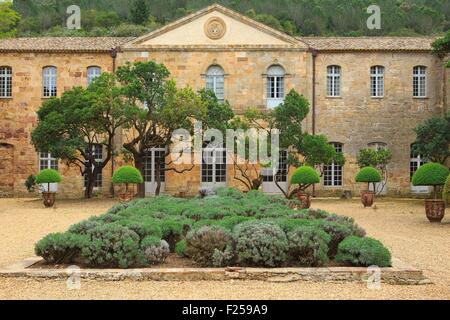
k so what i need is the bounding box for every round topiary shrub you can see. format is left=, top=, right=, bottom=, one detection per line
left=82, top=224, right=145, bottom=268
left=443, top=174, right=450, bottom=205
left=335, top=236, right=392, bottom=267
left=35, top=169, right=62, bottom=188
left=233, top=221, right=288, bottom=267
left=355, top=167, right=382, bottom=186
left=185, top=226, right=231, bottom=267
left=112, top=166, right=144, bottom=190
left=412, top=162, right=450, bottom=198
left=286, top=225, right=330, bottom=267
left=290, top=166, right=320, bottom=191
left=35, top=232, right=89, bottom=264
left=141, top=236, right=170, bottom=265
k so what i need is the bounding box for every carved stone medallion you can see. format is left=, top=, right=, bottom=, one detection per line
left=204, top=17, right=226, bottom=40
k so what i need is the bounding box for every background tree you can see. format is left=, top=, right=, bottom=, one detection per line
left=116, top=61, right=206, bottom=197
left=130, top=0, right=150, bottom=25
left=31, top=73, right=128, bottom=198
left=0, top=0, right=20, bottom=38
left=432, top=30, right=450, bottom=67
left=413, top=112, right=450, bottom=165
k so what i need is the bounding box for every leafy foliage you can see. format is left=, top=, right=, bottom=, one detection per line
left=355, top=167, right=382, bottom=183
left=0, top=1, right=20, bottom=38
left=35, top=232, right=89, bottom=264
left=290, top=166, right=320, bottom=191
left=185, top=226, right=231, bottom=266
left=443, top=174, right=450, bottom=205
left=286, top=226, right=330, bottom=267
left=335, top=236, right=392, bottom=267
left=412, top=163, right=449, bottom=187
left=413, top=113, right=450, bottom=164
left=112, top=166, right=144, bottom=185
left=35, top=169, right=62, bottom=184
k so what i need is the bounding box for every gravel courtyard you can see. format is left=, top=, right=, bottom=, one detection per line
left=0, top=197, right=449, bottom=300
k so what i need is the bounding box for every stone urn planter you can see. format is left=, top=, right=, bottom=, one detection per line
left=412, top=163, right=449, bottom=223
left=42, top=192, right=56, bottom=208
left=360, top=190, right=375, bottom=208
left=296, top=193, right=311, bottom=209
left=424, top=199, right=446, bottom=223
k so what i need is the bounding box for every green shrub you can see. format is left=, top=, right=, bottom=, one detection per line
left=355, top=167, right=382, bottom=184
left=35, top=169, right=62, bottom=185
left=316, top=220, right=353, bottom=258
left=335, top=236, right=392, bottom=267
left=276, top=218, right=314, bottom=233
left=141, top=236, right=170, bottom=265
left=25, top=175, right=37, bottom=193
left=286, top=226, right=330, bottom=267
left=116, top=218, right=162, bottom=241
left=412, top=163, right=449, bottom=187
left=82, top=224, right=145, bottom=268
left=175, top=240, right=186, bottom=257
left=68, top=217, right=102, bottom=235
left=185, top=226, right=231, bottom=267
left=35, top=232, right=89, bottom=264
left=290, top=166, right=320, bottom=190
left=215, top=187, right=244, bottom=199
left=160, top=218, right=191, bottom=252
left=112, top=166, right=143, bottom=187
left=444, top=174, right=450, bottom=205
left=233, top=221, right=288, bottom=267
left=212, top=244, right=236, bottom=267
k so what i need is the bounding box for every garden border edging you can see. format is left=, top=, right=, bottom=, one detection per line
left=0, top=257, right=431, bottom=285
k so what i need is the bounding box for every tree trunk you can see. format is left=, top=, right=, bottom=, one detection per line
left=135, top=156, right=146, bottom=198
left=84, top=169, right=96, bottom=199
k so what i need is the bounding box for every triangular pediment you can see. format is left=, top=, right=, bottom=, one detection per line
left=121, top=4, right=308, bottom=50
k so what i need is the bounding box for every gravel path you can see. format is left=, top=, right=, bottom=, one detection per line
left=0, top=197, right=449, bottom=300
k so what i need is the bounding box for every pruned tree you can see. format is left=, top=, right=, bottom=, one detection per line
left=116, top=61, right=206, bottom=197
left=31, top=73, right=128, bottom=198
left=357, top=147, right=392, bottom=195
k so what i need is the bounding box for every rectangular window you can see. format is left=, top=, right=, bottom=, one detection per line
left=39, top=152, right=58, bottom=171
left=267, top=76, right=284, bottom=99
left=84, top=145, right=103, bottom=189
left=144, top=147, right=166, bottom=183
left=202, top=147, right=227, bottom=184
left=43, top=67, right=57, bottom=97
left=0, top=67, right=12, bottom=98
left=370, top=66, right=384, bottom=98
left=87, top=66, right=102, bottom=85
left=327, top=66, right=341, bottom=97
left=413, top=66, right=426, bottom=98
left=262, top=151, right=288, bottom=183
left=323, top=143, right=343, bottom=187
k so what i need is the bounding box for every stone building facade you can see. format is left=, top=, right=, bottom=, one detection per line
left=0, top=4, right=448, bottom=198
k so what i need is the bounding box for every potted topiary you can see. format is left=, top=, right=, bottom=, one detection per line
left=290, top=166, right=320, bottom=209
left=355, top=167, right=382, bottom=208
left=35, top=169, right=62, bottom=208
left=112, top=166, right=144, bottom=202
left=412, top=163, right=450, bottom=223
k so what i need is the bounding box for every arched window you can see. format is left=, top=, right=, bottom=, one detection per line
left=267, top=65, right=285, bottom=108
left=327, top=65, right=341, bottom=97
left=413, top=66, right=426, bottom=98
left=205, top=65, right=225, bottom=102
left=42, top=66, right=57, bottom=97
left=0, top=66, right=12, bottom=98
left=324, top=142, right=343, bottom=187
left=87, top=66, right=102, bottom=85
left=370, top=66, right=384, bottom=98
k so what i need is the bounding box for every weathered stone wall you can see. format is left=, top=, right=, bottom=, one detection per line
left=0, top=52, right=114, bottom=198
left=312, top=51, right=446, bottom=197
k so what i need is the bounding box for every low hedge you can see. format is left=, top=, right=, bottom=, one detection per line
left=35, top=188, right=388, bottom=269
left=335, top=236, right=392, bottom=267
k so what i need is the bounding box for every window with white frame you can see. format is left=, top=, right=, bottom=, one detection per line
left=323, top=143, right=343, bottom=187
left=262, top=151, right=288, bottom=183
left=39, top=152, right=58, bottom=171
left=84, top=144, right=103, bottom=189
left=267, top=65, right=285, bottom=108
left=413, top=66, right=427, bottom=98
left=0, top=66, right=12, bottom=98
left=370, top=66, right=384, bottom=97
left=43, top=66, right=57, bottom=97
left=144, top=147, right=166, bottom=183
left=202, top=145, right=227, bottom=184
left=327, top=65, right=341, bottom=97
left=410, top=144, right=427, bottom=181
left=205, top=65, right=225, bottom=102
left=87, top=66, right=102, bottom=85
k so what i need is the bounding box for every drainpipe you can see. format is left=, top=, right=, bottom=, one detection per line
left=310, top=48, right=318, bottom=197
left=311, top=48, right=318, bottom=135
left=110, top=47, right=118, bottom=198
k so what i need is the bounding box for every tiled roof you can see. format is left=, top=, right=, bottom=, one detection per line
left=300, top=37, right=436, bottom=52
left=0, top=37, right=134, bottom=53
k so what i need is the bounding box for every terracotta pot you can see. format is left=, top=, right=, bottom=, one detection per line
left=296, top=193, right=311, bottom=209
left=118, top=192, right=134, bottom=203
left=361, top=190, right=375, bottom=208
left=425, top=199, right=445, bottom=223
left=42, top=192, right=56, bottom=208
